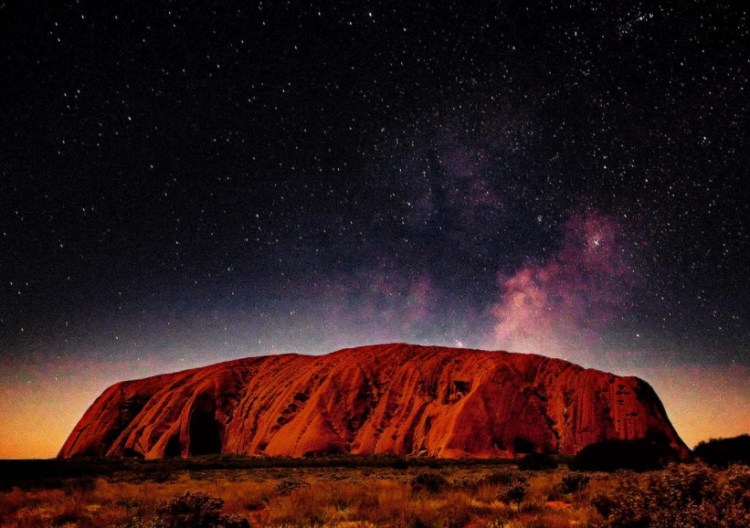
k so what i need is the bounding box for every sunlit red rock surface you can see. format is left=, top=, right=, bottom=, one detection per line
left=59, top=343, right=689, bottom=459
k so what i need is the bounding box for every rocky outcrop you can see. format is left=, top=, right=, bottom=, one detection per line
left=59, top=343, right=689, bottom=459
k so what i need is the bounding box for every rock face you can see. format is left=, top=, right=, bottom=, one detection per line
left=59, top=343, right=689, bottom=459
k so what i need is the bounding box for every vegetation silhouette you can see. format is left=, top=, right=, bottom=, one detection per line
left=694, top=434, right=750, bottom=468
left=570, top=438, right=677, bottom=472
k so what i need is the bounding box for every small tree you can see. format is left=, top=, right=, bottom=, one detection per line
left=411, top=472, right=448, bottom=494
left=154, top=492, right=250, bottom=528
left=502, top=483, right=527, bottom=511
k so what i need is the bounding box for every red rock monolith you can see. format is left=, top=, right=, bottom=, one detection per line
left=59, top=343, right=688, bottom=459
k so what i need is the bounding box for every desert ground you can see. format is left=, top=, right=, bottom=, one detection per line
left=1, top=456, right=748, bottom=528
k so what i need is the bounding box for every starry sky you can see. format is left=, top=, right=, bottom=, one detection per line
left=1, top=1, right=749, bottom=458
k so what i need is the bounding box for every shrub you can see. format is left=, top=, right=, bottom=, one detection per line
left=153, top=492, right=250, bottom=528
left=518, top=452, right=558, bottom=470
left=725, top=465, right=750, bottom=513
left=593, top=463, right=750, bottom=528
left=694, top=435, right=750, bottom=468
left=502, top=483, right=527, bottom=511
left=62, top=476, right=96, bottom=495
left=571, top=439, right=672, bottom=472
left=52, top=503, right=86, bottom=526
left=410, top=472, right=448, bottom=494
left=560, top=472, right=591, bottom=494
left=479, top=469, right=526, bottom=487
left=273, top=478, right=308, bottom=496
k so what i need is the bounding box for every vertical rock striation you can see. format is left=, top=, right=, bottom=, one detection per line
left=59, top=343, right=689, bottom=459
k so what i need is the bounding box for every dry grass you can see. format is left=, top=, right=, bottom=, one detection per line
left=0, top=462, right=747, bottom=527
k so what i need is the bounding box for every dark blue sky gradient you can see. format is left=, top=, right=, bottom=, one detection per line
left=1, top=1, right=748, bottom=457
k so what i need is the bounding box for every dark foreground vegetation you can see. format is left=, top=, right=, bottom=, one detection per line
left=1, top=438, right=748, bottom=527
left=0, top=455, right=520, bottom=492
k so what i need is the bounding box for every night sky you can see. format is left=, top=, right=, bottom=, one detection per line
left=2, top=1, right=749, bottom=458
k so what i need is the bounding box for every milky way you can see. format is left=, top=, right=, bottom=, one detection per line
left=491, top=209, right=638, bottom=359
left=1, top=1, right=749, bottom=457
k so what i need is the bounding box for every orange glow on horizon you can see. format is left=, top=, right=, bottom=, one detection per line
left=632, top=363, right=750, bottom=449
left=1, top=358, right=748, bottom=459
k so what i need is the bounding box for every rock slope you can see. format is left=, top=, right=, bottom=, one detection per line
left=59, top=343, right=688, bottom=458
